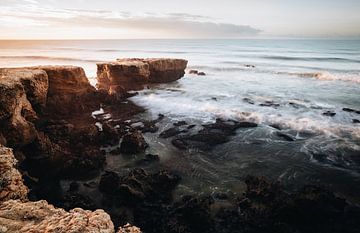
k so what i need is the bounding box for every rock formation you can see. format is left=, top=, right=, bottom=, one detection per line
left=0, top=145, right=28, bottom=202
left=97, top=58, right=187, bottom=95
left=0, top=144, right=118, bottom=233
left=0, top=200, right=115, bottom=233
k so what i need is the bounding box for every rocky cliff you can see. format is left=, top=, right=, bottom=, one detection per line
left=0, top=144, right=117, bottom=233
left=97, top=58, right=187, bottom=95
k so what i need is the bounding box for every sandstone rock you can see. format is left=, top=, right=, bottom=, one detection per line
left=97, top=61, right=150, bottom=93
left=0, top=68, right=48, bottom=112
left=0, top=145, right=28, bottom=202
left=140, top=58, right=188, bottom=83
left=0, top=76, right=38, bottom=148
left=0, top=200, right=115, bottom=233
left=38, top=66, right=96, bottom=115
left=97, top=58, right=187, bottom=95
left=117, top=223, right=142, bottom=233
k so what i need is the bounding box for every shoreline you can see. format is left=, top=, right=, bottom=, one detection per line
left=1, top=59, right=360, bottom=232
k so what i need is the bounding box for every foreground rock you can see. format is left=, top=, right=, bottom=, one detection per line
left=0, top=145, right=28, bottom=202
left=0, top=200, right=115, bottom=233
left=97, top=58, right=187, bottom=95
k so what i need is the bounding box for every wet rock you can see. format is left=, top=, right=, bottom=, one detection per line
left=323, top=111, right=336, bottom=117
left=259, top=100, right=280, bottom=108
left=269, top=124, right=282, bottom=130
left=99, top=169, right=181, bottom=206
left=197, top=72, right=206, bottom=76
left=187, top=124, right=196, bottom=129
left=69, top=181, right=80, bottom=192
left=0, top=200, right=114, bottom=233
left=171, top=139, right=189, bottom=150
left=353, top=119, right=360, bottom=123
left=0, top=145, right=29, bottom=202
left=174, top=121, right=187, bottom=127
left=343, top=107, right=360, bottom=114
left=159, top=127, right=182, bottom=138
left=276, top=132, right=295, bottom=141
left=120, top=131, right=148, bottom=154
left=135, top=154, right=160, bottom=166
left=244, top=64, right=256, bottom=68
left=188, top=70, right=198, bottom=74
left=243, top=97, right=255, bottom=105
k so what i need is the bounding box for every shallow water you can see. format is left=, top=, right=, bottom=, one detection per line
left=1, top=39, right=360, bottom=202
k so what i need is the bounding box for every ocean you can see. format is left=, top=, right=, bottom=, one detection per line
left=1, top=39, right=360, bottom=201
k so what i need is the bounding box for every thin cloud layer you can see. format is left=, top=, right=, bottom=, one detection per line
left=0, top=2, right=261, bottom=38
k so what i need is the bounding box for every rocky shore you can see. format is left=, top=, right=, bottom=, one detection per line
left=1, top=58, right=360, bottom=233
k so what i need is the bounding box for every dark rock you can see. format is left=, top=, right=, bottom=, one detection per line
left=243, top=97, right=255, bottom=105
left=173, top=121, right=187, bottom=127
left=244, top=64, right=256, bottom=68
left=189, top=70, right=198, bottom=74
left=187, top=125, right=196, bottom=129
left=198, top=72, right=206, bottom=76
left=120, top=131, right=148, bottom=154
left=353, top=119, right=360, bottom=124
left=99, top=169, right=181, bottom=206
left=323, top=111, right=336, bottom=117
left=259, top=100, right=281, bottom=108
left=159, top=127, right=182, bottom=138
left=145, top=153, right=160, bottom=161
left=171, top=139, right=189, bottom=150
left=276, top=132, right=295, bottom=141
left=343, top=107, right=360, bottom=113
left=238, top=122, right=258, bottom=128
left=68, top=182, right=80, bottom=192
left=270, top=124, right=282, bottom=130
left=211, top=97, right=217, bottom=101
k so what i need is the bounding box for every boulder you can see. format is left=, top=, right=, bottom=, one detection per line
left=120, top=131, right=148, bottom=154
left=0, top=200, right=115, bottom=233
left=0, top=145, right=29, bottom=202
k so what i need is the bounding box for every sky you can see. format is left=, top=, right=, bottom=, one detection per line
left=0, top=0, right=360, bottom=39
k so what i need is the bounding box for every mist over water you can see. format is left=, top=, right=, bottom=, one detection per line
left=1, top=39, right=360, bottom=202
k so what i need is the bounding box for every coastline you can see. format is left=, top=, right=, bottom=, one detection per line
left=1, top=58, right=360, bottom=233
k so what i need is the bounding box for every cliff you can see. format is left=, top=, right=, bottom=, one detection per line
left=97, top=58, right=187, bottom=95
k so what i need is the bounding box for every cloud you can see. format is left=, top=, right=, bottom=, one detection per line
left=0, top=4, right=261, bottom=38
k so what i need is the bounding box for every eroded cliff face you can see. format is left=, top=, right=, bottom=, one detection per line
left=0, top=145, right=28, bottom=202
left=97, top=58, right=187, bottom=95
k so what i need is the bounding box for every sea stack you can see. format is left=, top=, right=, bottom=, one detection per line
left=97, top=58, right=188, bottom=95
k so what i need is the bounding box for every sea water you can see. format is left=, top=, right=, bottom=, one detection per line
left=1, top=39, right=360, bottom=201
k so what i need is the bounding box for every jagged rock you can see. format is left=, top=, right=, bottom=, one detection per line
left=188, top=70, right=198, bottom=74
left=0, top=68, right=48, bottom=112
left=0, top=145, right=28, bottom=202
left=117, top=223, right=142, bottom=233
left=323, top=111, right=336, bottom=117
left=99, top=169, right=180, bottom=206
left=197, top=72, right=206, bottom=76
left=0, top=74, right=38, bottom=148
left=0, top=200, right=115, bottom=233
left=120, top=131, right=148, bottom=154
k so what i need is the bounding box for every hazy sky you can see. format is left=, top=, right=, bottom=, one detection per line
left=1, top=0, right=360, bottom=39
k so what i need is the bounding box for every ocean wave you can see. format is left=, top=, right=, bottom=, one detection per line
left=279, top=71, right=360, bottom=84
left=0, top=55, right=103, bottom=63
left=261, top=55, right=360, bottom=63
